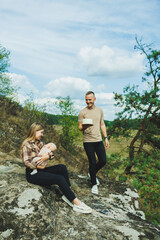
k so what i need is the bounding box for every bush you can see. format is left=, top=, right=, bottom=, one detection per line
left=55, top=96, right=80, bottom=154
left=132, top=151, right=160, bottom=225
left=106, top=149, right=160, bottom=225
left=21, top=94, right=47, bottom=130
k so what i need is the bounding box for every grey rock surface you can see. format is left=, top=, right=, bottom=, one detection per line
left=0, top=151, right=160, bottom=240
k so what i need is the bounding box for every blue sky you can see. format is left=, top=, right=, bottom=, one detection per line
left=1, top=0, right=160, bottom=120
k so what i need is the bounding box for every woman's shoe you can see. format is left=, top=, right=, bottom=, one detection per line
left=73, top=202, right=92, bottom=213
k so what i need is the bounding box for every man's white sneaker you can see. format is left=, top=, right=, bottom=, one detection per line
left=88, top=173, right=100, bottom=186
left=73, top=202, right=92, bottom=213
left=62, top=195, right=74, bottom=207
left=91, top=185, right=98, bottom=195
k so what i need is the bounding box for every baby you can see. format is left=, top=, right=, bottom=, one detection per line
left=31, top=143, right=56, bottom=175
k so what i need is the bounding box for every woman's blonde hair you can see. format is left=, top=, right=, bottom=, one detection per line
left=20, top=122, right=44, bottom=150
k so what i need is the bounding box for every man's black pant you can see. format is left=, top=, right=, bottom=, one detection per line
left=26, top=164, right=76, bottom=202
left=84, top=141, right=106, bottom=186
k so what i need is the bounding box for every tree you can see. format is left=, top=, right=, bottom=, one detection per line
left=112, top=37, right=160, bottom=173
left=22, top=93, right=47, bottom=130
left=55, top=96, right=79, bottom=153
left=0, top=45, right=15, bottom=97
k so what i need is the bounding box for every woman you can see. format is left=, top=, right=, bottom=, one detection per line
left=21, top=122, right=92, bottom=214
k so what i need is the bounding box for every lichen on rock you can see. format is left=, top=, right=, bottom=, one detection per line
left=0, top=151, right=160, bottom=240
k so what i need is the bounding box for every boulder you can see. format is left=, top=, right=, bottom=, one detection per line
left=0, top=151, right=160, bottom=240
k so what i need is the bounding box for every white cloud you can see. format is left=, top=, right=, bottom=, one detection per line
left=78, top=46, right=145, bottom=78
left=96, top=92, right=115, bottom=103
left=14, top=93, right=27, bottom=104
left=43, top=77, right=91, bottom=99
left=1, top=0, right=158, bottom=81
left=95, top=92, right=117, bottom=120
left=4, top=73, right=40, bottom=105
left=7, top=73, right=39, bottom=94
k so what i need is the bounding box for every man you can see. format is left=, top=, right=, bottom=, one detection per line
left=78, top=91, right=109, bottom=195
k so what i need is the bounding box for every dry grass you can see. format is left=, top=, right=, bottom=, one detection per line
left=53, top=124, right=154, bottom=161
left=106, top=137, right=129, bottom=157
left=54, top=124, right=131, bottom=157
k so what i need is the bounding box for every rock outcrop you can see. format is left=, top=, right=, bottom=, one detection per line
left=0, top=151, right=160, bottom=240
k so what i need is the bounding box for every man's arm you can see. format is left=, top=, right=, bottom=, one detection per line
left=78, top=121, right=83, bottom=131
left=100, top=120, right=109, bottom=149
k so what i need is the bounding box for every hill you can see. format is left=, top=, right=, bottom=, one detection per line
left=0, top=96, right=160, bottom=239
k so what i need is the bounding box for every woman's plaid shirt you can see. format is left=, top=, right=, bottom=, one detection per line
left=21, top=140, right=44, bottom=169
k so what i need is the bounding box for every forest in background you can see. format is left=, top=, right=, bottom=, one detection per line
left=0, top=38, right=159, bottom=225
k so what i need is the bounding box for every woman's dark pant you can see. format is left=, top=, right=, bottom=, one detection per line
left=26, top=164, right=76, bottom=202
left=84, top=141, right=106, bottom=186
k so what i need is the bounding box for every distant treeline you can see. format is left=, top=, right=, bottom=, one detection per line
left=0, top=95, right=143, bottom=130
left=42, top=112, right=113, bottom=126
left=42, top=111, right=142, bottom=130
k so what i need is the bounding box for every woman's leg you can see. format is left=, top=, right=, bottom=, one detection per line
left=43, top=164, right=71, bottom=186
left=26, top=168, right=92, bottom=213
left=26, top=168, right=76, bottom=202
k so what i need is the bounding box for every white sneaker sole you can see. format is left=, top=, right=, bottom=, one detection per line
left=91, top=186, right=99, bottom=195
left=91, top=190, right=98, bottom=195
left=62, top=195, right=74, bottom=207
left=73, top=206, right=92, bottom=214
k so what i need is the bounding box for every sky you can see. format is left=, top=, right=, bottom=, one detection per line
left=0, top=0, right=160, bottom=120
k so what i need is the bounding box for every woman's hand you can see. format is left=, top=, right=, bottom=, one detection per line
left=36, top=154, right=49, bottom=165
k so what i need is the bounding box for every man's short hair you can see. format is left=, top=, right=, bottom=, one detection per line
left=85, top=91, right=95, bottom=97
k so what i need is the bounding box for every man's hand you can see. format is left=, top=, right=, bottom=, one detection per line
left=78, top=122, right=92, bottom=131
left=78, top=122, right=83, bottom=131
left=82, top=124, right=92, bottom=130
left=105, top=138, right=109, bottom=150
